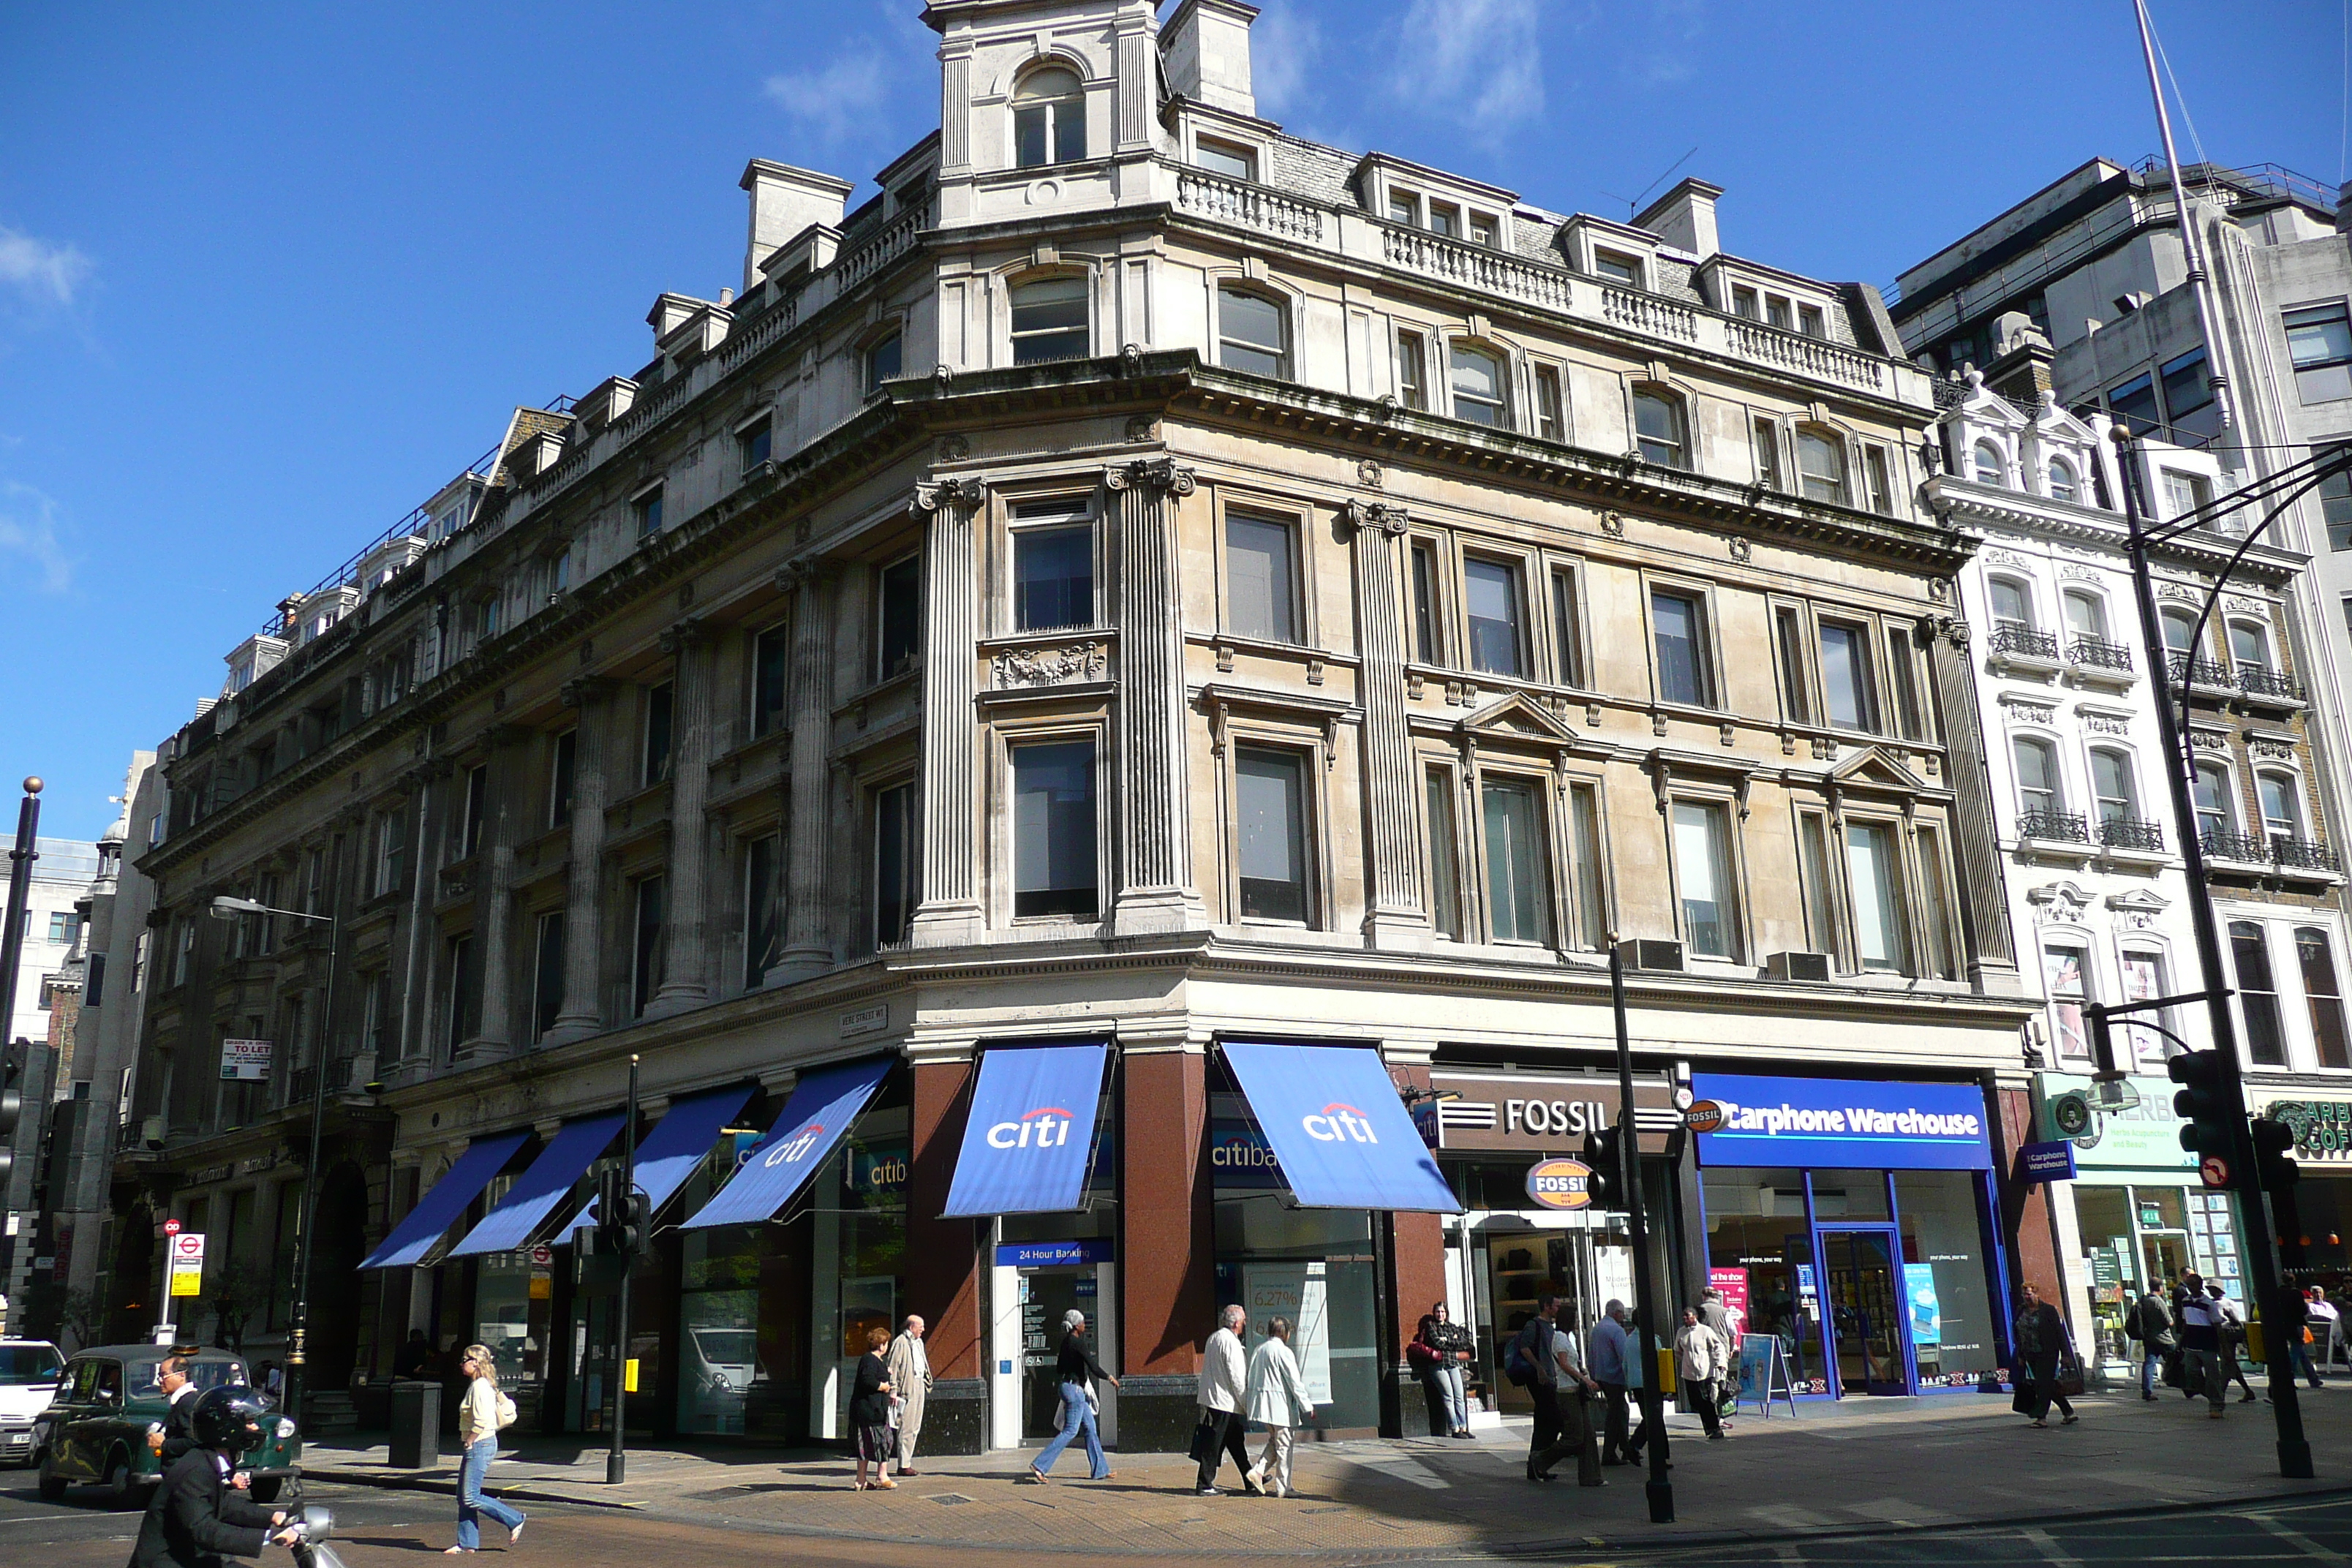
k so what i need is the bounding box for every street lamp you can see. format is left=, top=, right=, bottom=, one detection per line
left=210, top=892, right=337, bottom=1428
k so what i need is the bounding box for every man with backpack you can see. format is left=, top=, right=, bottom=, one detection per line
left=2124, top=1284, right=2175, bottom=1401
left=1507, top=1294, right=1600, bottom=1486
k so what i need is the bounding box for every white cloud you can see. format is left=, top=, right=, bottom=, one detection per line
left=1396, top=0, right=1545, bottom=139
left=0, top=227, right=91, bottom=309
left=0, top=481, right=72, bottom=594
left=764, top=49, right=892, bottom=146
left=1250, top=5, right=1326, bottom=121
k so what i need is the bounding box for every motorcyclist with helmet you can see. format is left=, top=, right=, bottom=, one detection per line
left=129, top=1385, right=301, bottom=1568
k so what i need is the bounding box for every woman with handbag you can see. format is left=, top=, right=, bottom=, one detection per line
left=1408, top=1303, right=1474, bottom=1439
left=1027, top=1310, right=1118, bottom=1483
left=2013, top=1284, right=2078, bottom=1428
left=850, top=1325, right=897, bottom=1491
left=448, top=1345, right=527, bottom=1553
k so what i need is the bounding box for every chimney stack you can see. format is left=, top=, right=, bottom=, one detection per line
left=1634, top=178, right=1723, bottom=261
left=739, top=159, right=857, bottom=295
left=1162, top=0, right=1260, bottom=120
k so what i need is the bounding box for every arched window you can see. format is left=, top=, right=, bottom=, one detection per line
left=2229, top=619, right=2273, bottom=676
left=1009, top=276, right=1089, bottom=364
left=1632, top=388, right=1687, bottom=468
left=1989, top=576, right=2034, bottom=630
left=2047, top=457, right=2078, bottom=502
left=2013, top=736, right=2062, bottom=820
left=1796, top=429, right=1847, bottom=504
left=1972, top=442, right=2005, bottom=486
left=2193, top=760, right=2234, bottom=845
left=2062, top=589, right=2107, bottom=644
left=1216, top=284, right=1287, bottom=378
left=1013, top=67, right=1085, bottom=168
left=2089, top=747, right=2138, bottom=826
left=1448, top=343, right=1508, bottom=427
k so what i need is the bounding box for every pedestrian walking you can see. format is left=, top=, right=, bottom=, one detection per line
left=2207, top=1282, right=2258, bottom=1403
left=1676, top=1308, right=1730, bottom=1441
left=1510, top=1293, right=1601, bottom=1485
left=1028, top=1310, right=1117, bottom=1483
left=1697, top=1288, right=1738, bottom=1343
left=449, top=1344, right=526, bottom=1551
left=2176, top=1272, right=2227, bottom=1417
left=1589, top=1300, right=1637, bottom=1465
left=885, top=1314, right=932, bottom=1477
left=1408, top=1303, right=1474, bottom=1438
left=2011, top=1284, right=2078, bottom=1428
left=850, top=1326, right=897, bottom=1491
left=2124, top=1285, right=2175, bottom=1401
left=1192, top=1303, right=1257, bottom=1495
left=1243, top=1316, right=1315, bottom=1499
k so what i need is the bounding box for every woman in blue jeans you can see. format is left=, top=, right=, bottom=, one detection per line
left=1026, top=1311, right=1119, bottom=1482
left=448, top=1344, right=527, bottom=1553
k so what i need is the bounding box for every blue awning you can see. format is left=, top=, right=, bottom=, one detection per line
left=1221, top=1041, right=1462, bottom=1213
left=680, top=1058, right=893, bottom=1231
left=941, top=1041, right=1109, bottom=1218
left=445, top=1113, right=625, bottom=1259
left=359, top=1131, right=532, bottom=1270
left=562, top=1085, right=753, bottom=1235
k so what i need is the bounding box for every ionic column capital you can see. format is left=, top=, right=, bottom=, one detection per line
left=913, top=475, right=990, bottom=514
left=1104, top=457, right=1196, bottom=497
left=1339, top=499, right=1410, bottom=537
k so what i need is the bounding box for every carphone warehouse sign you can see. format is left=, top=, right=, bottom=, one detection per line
left=1690, top=1074, right=1994, bottom=1171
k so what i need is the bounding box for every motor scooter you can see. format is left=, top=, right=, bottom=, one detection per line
left=280, top=1505, right=351, bottom=1568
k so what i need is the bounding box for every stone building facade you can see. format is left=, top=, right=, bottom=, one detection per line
left=118, top=0, right=2039, bottom=1441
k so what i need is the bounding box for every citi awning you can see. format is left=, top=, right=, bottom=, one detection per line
left=562, top=1084, right=753, bottom=1235
left=941, top=1041, right=1109, bottom=1218
left=358, top=1131, right=532, bottom=1270
left=681, top=1058, right=893, bottom=1231
left=445, top=1113, right=626, bottom=1259
left=1221, top=1041, right=1462, bottom=1213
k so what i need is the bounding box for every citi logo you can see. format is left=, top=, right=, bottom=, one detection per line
left=987, top=1107, right=1077, bottom=1150
left=1302, top=1103, right=1379, bottom=1144
left=764, top=1122, right=825, bottom=1166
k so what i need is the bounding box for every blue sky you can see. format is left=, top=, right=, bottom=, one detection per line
left=0, top=1, right=2340, bottom=841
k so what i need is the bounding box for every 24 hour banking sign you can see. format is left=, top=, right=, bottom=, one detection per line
left=1689, top=1074, right=1994, bottom=1172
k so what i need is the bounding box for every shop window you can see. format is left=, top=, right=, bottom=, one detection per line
left=1845, top=822, right=1908, bottom=973
left=1410, top=540, right=1441, bottom=663
left=752, top=622, right=791, bottom=739
left=1651, top=588, right=1714, bottom=708
left=1570, top=781, right=1607, bottom=951
left=1701, top=1167, right=1822, bottom=1393
left=1672, top=800, right=1738, bottom=960
left=631, top=876, right=666, bottom=1017
left=1011, top=740, right=1098, bottom=919
left=1449, top=344, right=1508, bottom=428
left=1013, top=514, right=1093, bottom=631
left=1226, top=511, right=1299, bottom=644
left=1425, top=766, right=1463, bottom=940
left=1893, top=1170, right=1999, bottom=1384
left=2300, top=928, right=2352, bottom=1070
left=642, top=682, right=674, bottom=787
left=1480, top=776, right=1551, bottom=944
left=1235, top=746, right=1310, bottom=922
left=1463, top=556, right=1525, bottom=677
left=1217, top=285, right=1288, bottom=378
left=532, top=911, right=565, bottom=1039
left=1798, top=812, right=1842, bottom=966
left=1012, top=67, right=1086, bottom=167
left=1010, top=276, right=1090, bottom=364
left=874, top=782, right=916, bottom=949
left=2232, top=921, right=2288, bottom=1067
left=1632, top=388, right=1686, bottom=469
left=1818, top=619, right=1877, bottom=733
left=876, top=555, right=922, bottom=681
left=744, top=834, right=780, bottom=987
left=1551, top=565, right=1584, bottom=688
left=2286, top=304, right=2352, bottom=405
left=548, top=730, right=576, bottom=829
left=2042, top=943, right=2089, bottom=1062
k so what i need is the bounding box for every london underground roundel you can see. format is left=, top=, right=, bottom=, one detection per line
left=1525, top=1157, right=1594, bottom=1211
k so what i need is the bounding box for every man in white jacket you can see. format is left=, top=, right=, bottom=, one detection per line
left=1194, top=1304, right=1260, bottom=1496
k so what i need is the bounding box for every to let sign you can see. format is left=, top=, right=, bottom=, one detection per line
left=219, top=1039, right=273, bottom=1082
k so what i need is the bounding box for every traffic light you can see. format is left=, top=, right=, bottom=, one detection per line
left=590, top=1166, right=649, bottom=1256
left=2169, top=1049, right=2234, bottom=1162
left=0, top=1043, right=23, bottom=1185
left=2252, top=1117, right=2301, bottom=1196
left=1582, top=1125, right=1624, bottom=1213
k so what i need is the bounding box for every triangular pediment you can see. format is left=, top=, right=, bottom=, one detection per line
left=1825, top=745, right=1931, bottom=794
left=1459, top=691, right=1580, bottom=746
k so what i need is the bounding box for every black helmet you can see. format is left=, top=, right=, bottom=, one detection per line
left=189, top=1387, right=273, bottom=1457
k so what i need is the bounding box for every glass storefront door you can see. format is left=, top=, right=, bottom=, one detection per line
left=1818, top=1227, right=1910, bottom=1395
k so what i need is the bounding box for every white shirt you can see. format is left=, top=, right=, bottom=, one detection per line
left=1196, top=1327, right=1248, bottom=1413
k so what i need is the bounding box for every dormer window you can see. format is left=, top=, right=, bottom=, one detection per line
left=1798, top=304, right=1827, bottom=339
left=1428, top=203, right=1460, bottom=238
left=1594, top=249, right=1643, bottom=287
left=1469, top=214, right=1496, bottom=246
left=1388, top=192, right=1420, bottom=227
left=1195, top=137, right=1255, bottom=181
left=1013, top=67, right=1085, bottom=168
left=2048, top=457, right=2078, bottom=503
left=1972, top=442, right=2005, bottom=486
left=1766, top=295, right=1793, bottom=331
left=1732, top=286, right=1760, bottom=320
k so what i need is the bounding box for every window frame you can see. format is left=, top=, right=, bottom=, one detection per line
left=1667, top=794, right=1744, bottom=962
left=1004, top=729, right=1104, bottom=924
left=2233, top=919, right=2289, bottom=1068
left=1795, top=427, right=1849, bottom=505
left=1230, top=741, right=1318, bottom=927
left=1474, top=766, right=1556, bottom=947
left=1194, top=136, right=1256, bottom=181
left=1215, top=282, right=1289, bottom=380
left=630, top=874, right=665, bottom=1017
left=1647, top=579, right=1721, bottom=711
left=1006, top=499, right=1098, bottom=635
left=736, top=412, right=774, bottom=472
left=1632, top=385, right=1689, bottom=470
left=1752, top=416, right=1783, bottom=491
left=1396, top=329, right=1431, bottom=411
left=1447, top=340, right=1510, bottom=429
left=1842, top=814, right=1913, bottom=976
left=532, top=909, right=565, bottom=1040
left=1409, top=537, right=1444, bottom=665
left=1532, top=363, right=1566, bottom=442
left=548, top=728, right=577, bottom=830
left=631, top=483, right=664, bottom=539
left=864, top=331, right=904, bottom=394
left=742, top=832, right=781, bottom=989
left=1424, top=761, right=1466, bottom=941
left=876, top=552, right=923, bottom=682
left=641, top=681, right=675, bottom=788
left=2285, top=302, right=2352, bottom=406
left=872, top=777, right=919, bottom=951
left=1221, top=503, right=1303, bottom=646
left=1008, top=272, right=1091, bottom=365
left=751, top=620, right=791, bottom=739
left=1549, top=560, right=1587, bottom=690
left=1461, top=551, right=1530, bottom=679
left=1593, top=249, right=1644, bottom=288
left=1815, top=614, right=1882, bottom=736
left=1011, top=64, right=1087, bottom=169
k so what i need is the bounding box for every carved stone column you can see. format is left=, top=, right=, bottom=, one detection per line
left=909, top=477, right=989, bottom=947
left=652, top=617, right=712, bottom=1014
left=1105, top=458, right=1207, bottom=934
left=467, top=726, right=527, bottom=1058
left=770, top=562, right=836, bottom=981
left=545, top=676, right=611, bottom=1044
left=1342, top=500, right=1428, bottom=948
left=1923, top=614, right=2020, bottom=984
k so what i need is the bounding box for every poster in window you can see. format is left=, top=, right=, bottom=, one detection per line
left=2042, top=947, right=2089, bottom=1060
left=2119, top=951, right=2171, bottom=1071
left=1902, top=1263, right=1942, bottom=1348
left=1242, top=1262, right=1332, bottom=1404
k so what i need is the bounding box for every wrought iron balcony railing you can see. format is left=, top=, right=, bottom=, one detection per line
left=2238, top=665, right=2305, bottom=702
left=2070, top=637, right=2134, bottom=672
left=2168, top=652, right=2234, bottom=688
left=2203, top=827, right=2273, bottom=863
left=2272, top=836, right=2341, bottom=872
left=1989, top=623, right=2061, bottom=661
left=2019, top=808, right=2092, bottom=844
left=2098, top=815, right=2166, bottom=852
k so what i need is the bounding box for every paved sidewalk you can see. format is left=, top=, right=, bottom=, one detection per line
left=304, top=1385, right=2352, bottom=1557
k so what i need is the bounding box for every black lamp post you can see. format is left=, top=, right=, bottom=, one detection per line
left=2111, top=430, right=2352, bottom=1480
left=1607, top=941, right=1673, bottom=1523
left=210, top=892, right=337, bottom=1427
